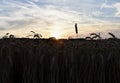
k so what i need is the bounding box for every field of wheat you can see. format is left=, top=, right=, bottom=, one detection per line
left=0, top=38, right=120, bottom=83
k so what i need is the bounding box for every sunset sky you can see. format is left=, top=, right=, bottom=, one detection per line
left=0, top=0, right=120, bottom=38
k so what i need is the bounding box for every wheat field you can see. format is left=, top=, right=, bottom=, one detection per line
left=0, top=38, right=120, bottom=83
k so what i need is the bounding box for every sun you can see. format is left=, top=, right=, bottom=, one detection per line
left=50, top=29, right=61, bottom=38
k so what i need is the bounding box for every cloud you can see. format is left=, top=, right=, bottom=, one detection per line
left=101, top=2, right=120, bottom=17
left=32, top=0, right=39, bottom=2
left=113, top=3, right=120, bottom=17
left=0, top=0, right=120, bottom=38
left=91, top=11, right=103, bottom=16
left=101, top=3, right=113, bottom=9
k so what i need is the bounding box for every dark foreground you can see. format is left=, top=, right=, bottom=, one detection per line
left=0, top=38, right=120, bottom=83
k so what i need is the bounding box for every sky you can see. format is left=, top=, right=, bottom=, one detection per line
left=0, top=0, right=120, bottom=38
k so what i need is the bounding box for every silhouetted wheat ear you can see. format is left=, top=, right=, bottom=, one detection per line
left=85, top=36, right=92, bottom=40
left=30, top=31, right=35, bottom=34
left=90, top=33, right=101, bottom=40
left=9, top=35, right=14, bottom=38
left=6, top=33, right=9, bottom=35
left=2, top=33, right=10, bottom=38
left=34, top=33, right=42, bottom=39
left=75, top=23, right=78, bottom=33
left=34, top=34, right=40, bottom=39
left=108, top=32, right=117, bottom=39
left=30, top=31, right=42, bottom=39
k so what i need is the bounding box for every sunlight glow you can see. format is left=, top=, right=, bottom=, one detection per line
left=50, top=29, right=62, bottom=38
